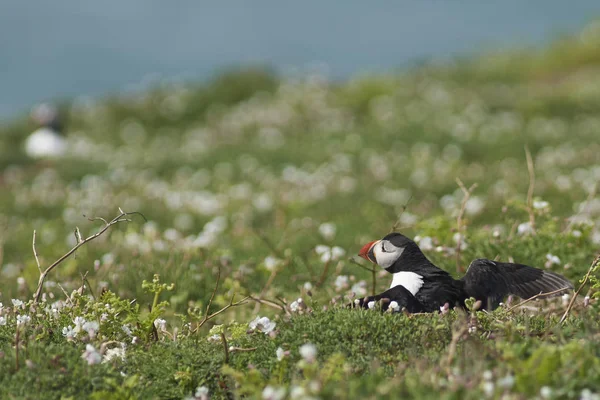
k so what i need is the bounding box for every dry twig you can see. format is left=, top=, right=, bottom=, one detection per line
left=389, top=195, right=413, bottom=233
left=32, top=209, right=144, bottom=304
left=32, top=230, right=42, bottom=274
left=506, top=287, right=573, bottom=313
left=192, top=267, right=249, bottom=334
left=560, top=253, right=600, bottom=324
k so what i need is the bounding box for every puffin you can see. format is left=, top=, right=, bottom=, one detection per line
left=24, top=103, right=67, bottom=159
left=354, top=232, right=573, bottom=313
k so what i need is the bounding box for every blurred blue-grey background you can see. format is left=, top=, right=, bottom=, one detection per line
left=1, top=0, right=599, bottom=120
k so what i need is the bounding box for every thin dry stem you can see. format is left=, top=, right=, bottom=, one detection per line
left=32, top=209, right=139, bottom=304
left=560, top=253, right=600, bottom=324
left=221, top=333, right=229, bottom=364
left=455, top=178, right=478, bottom=274
left=248, top=295, right=289, bottom=314
left=32, top=230, right=42, bottom=274
left=506, top=287, right=573, bottom=313
left=389, top=195, right=413, bottom=233
left=192, top=283, right=249, bottom=334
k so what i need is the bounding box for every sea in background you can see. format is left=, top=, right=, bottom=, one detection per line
left=1, top=0, right=599, bottom=120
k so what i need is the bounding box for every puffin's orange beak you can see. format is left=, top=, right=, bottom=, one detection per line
left=358, top=240, right=378, bottom=263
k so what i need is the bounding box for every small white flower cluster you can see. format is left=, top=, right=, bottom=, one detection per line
left=334, top=275, right=349, bottom=291
left=289, top=298, right=306, bottom=313
left=545, top=253, right=561, bottom=268
left=581, top=388, right=600, bottom=400
left=314, top=245, right=345, bottom=263
left=318, top=222, right=336, bottom=241
left=82, top=344, right=102, bottom=365
left=414, top=236, right=434, bottom=251
left=64, top=317, right=100, bottom=340
left=103, top=346, right=126, bottom=363
left=264, top=256, right=283, bottom=272
left=11, top=299, right=24, bottom=308
left=16, top=315, right=31, bottom=326
left=481, top=371, right=514, bottom=398
left=262, top=385, right=286, bottom=400
left=275, top=347, right=290, bottom=361
left=249, top=316, right=276, bottom=334
left=299, top=343, right=317, bottom=363
left=154, top=318, right=167, bottom=331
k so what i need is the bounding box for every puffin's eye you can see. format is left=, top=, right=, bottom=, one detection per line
left=381, top=242, right=388, bottom=252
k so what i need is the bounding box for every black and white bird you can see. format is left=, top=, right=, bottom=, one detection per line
left=354, top=232, right=573, bottom=313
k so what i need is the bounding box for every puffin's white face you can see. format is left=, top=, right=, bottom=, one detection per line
left=359, top=239, right=405, bottom=269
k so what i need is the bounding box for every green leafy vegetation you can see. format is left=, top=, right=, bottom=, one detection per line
left=1, top=21, right=600, bottom=399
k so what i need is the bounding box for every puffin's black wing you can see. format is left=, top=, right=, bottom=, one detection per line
left=461, top=258, right=573, bottom=309
left=353, top=285, right=425, bottom=313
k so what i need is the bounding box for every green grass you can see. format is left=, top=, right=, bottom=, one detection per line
left=1, top=21, right=600, bottom=399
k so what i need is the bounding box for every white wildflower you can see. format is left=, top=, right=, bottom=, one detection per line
left=334, top=275, right=349, bottom=291
left=194, top=386, right=209, bottom=400
left=290, top=385, right=307, bottom=399
left=315, top=245, right=345, bottom=262
left=11, top=299, right=24, bottom=308
left=62, top=325, right=76, bottom=340
left=82, top=321, right=99, bottom=338
left=540, top=386, right=553, bottom=399
left=207, top=334, right=221, bottom=343
left=465, top=196, right=485, bottom=215
left=264, top=256, right=282, bottom=271
left=545, top=253, right=561, bottom=266
left=580, top=389, right=599, bottom=400
left=482, top=381, right=495, bottom=397
left=331, top=246, right=345, bottom=260
left=533, top=200, right=549, bottom=210
left=303, top=282, right=313, bottom=291
left=249, top=316, right=276, bottom=334
left=103, top=346, right=126, bottom=363
left=73, top=316, right=87, bottom=332
left=82, top=344, right=102, bottom=365
left=314, top=245, right=330, bottom=255
left=276, top=347, right=288, bottom=361
left=497, top=374, right=515, bottom=389
left=16, top=315, right=31, bottom=326
left=154, top=318, right=167, bottom=331
left=262, top=385, right=286, bottom=400
left=367, top=301, right=376, bottom=309
left=290, top=298, right=304, bottom=312
left=351, top=281, right=367, bottom=297
left=318, top=223, right=336, bottom=240
left=122, top=324, right=133, bottom=336
left=416, top=236, right=434, bottom=251
left=517, top=222, right=534, bottom=235
left=562, top=293, right=570, bottom=307
left=482, top=370, right=493, bottom=381
left=0, top=316, right=6, bottom=326
left=299, top=343, right=317, bottom=363
left=389, top=301, right=400, bottom=312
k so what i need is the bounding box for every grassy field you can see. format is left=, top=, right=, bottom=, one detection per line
left=1, top=21, right=600, bottom=399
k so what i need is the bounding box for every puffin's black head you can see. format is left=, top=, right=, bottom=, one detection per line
left=358, top=232, right=420, bottom=272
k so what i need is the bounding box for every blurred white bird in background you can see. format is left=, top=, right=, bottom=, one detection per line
left=25, top=103, right=67, bottom=159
